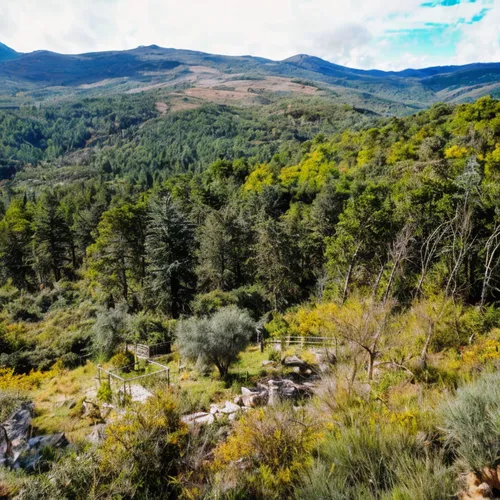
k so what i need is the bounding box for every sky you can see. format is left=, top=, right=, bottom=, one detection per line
left=0, top=0, right=499, bottom=71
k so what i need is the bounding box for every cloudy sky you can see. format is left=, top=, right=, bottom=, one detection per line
left=0, top=0, right=498, bottom=70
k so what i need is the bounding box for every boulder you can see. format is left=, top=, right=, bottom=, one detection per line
left=87, top=424, right=106, bottom=444
left=283, top=355, right=307, bottom=367
left=19, top=434, right=69, bottom=472
left=181, top=412, right=209, bottom=424
left=220, top=401, right=241, bottom=414
left=193, top=414, right=215, bottom=426
left=241, top=387, right=256, bottom=396
left=1, top=403, right=68, bottom=471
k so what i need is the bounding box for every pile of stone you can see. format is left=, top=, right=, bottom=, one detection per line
left=181, top=401, right=246, bottom=426
left=235, top=378, right=315, bottom=408
left=0, top=403, right=68, bottom=471
left=182, top=377, right=316, bottom=426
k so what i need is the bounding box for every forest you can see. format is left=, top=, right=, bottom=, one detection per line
left=1, top=94, right=500, bottom=499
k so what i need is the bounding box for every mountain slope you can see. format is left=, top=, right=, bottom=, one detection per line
left=0, top=43, right=499, bottom=114
left=0, top=42, right=18, bottom=62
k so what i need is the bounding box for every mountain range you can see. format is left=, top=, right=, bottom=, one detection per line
left=1, top=42, right=500, bottom=115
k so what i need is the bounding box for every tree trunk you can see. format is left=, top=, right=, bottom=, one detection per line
left=342, top=243, right=361, bottom=304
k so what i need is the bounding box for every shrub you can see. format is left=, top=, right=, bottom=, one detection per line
left=92, top=304, right=129, bottom=360
left=0, top=390, right=30, bottom=422
left=213, top=405, right=319, bottom=499
left=98, top=393, right=188, bottom=498
left=177, top=306, right=255, bottom=378
left=297, top=424, right=453, bottom=500
left=109, top=350, right=134, bottom=371
left=442, top=372, right=500, bottom=473
left=97, top=382, right=112, bottom=403
left=191, top=290, right=237, bottom=317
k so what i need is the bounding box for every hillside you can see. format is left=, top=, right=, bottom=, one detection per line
left=2, top=96, right=500, bottom=498
left=1, top=43, right=500, bottom=115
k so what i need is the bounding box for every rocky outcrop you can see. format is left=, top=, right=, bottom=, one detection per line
left=0, top=402, right=68, bottom=471
left=461, top=468, right=500, bottom=499
left=182, top=377, right=316, bottom=426
left=181, top=401, right=249, bottom=426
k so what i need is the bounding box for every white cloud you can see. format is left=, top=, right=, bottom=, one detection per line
left=0, top=0, right=497, bottom=70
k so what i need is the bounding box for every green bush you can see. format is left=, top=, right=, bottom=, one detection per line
left=97, top=382, right=112, bottom=403
left=92, top=304, right=129, bottom=360
left=0, top=390, right=30, bottom=422
left=297, top=423, right=454, bottom=500
left=442, top=372, right=500, bottom=473
left=177, top=306, right=255, bottom=378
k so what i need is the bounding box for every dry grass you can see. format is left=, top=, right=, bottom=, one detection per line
left=30, top=363, right=98, bottom=441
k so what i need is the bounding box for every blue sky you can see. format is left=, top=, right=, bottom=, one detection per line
left=0, top=0, right=498, bottom=70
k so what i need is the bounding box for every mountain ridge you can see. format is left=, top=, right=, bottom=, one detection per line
left=1, top=42, right=500, bottom=115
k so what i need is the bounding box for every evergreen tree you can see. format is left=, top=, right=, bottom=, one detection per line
left=32, top=192, right=72, bottom=285
left=146, top=194, right=195, bottom=318
left=196, top=204, right=249, bottom=292
left=0, top=198, right=34, bottom=289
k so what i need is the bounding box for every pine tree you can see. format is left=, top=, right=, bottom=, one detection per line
left=32, top=192, right=72, bottom=285
left=196, top=204, right=249, bottom=292
left=146, top=194, right=195, bottom=318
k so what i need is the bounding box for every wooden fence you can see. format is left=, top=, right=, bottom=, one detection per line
left=97, top=359, right=170, bottom=405
left=133, top=342, right=172, bottom=359
left=265, top=336, right=337, bottom=349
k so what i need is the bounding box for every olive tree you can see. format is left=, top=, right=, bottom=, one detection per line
left=177, top=306, right=255, bottom=378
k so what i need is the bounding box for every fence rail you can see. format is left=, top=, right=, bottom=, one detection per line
left=265, top=336, right=337, bottom=349
left=133, top=342, right=172, bottom=359
left=97, top=359, right=170, bottom=405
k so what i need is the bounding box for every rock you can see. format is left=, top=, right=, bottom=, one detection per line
left=220, top=401, right=241, bottom=414
left=0, top=403, right=69, bottom=471
left=261, top=360, right=274, bottom=367
left=283, top=355, right=307, bottom=367
left=120, top=384, right=153, bottom=403
left=210, top=405, right=219, bottom=415
left=87, top=424, right=106, bottom=444
left=228, top=413, right=238, bottom=421
left=2, top=403, right=33, bottom=443
left=193, top=414, right=215, bottom=426
left=181, top=412, right=209, bottom=424
left=304, top=369, right=313, bottom=376
left=268, top=384, right=279, bottom=406
left=241, top=387, right=256, bottom=396
left=19, top=434, right=69, bottom=472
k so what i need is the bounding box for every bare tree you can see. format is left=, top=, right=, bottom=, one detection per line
left=415, top=220, right=450, bottom=298
left=445, top=157, right=481, bottom=298
left=412, top=296, right=452, bottom=370
left=330, top=299, right=394, bottom=382
left=382, top=222, right=416, bottom=303
left=480, top=220, right=500, bottom=307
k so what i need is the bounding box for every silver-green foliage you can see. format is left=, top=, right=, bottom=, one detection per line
left=442, top=371, right=500, bottom=473
left=177, top=306, right=254, bottom=377
left=91, top=303, right=129, bottom=360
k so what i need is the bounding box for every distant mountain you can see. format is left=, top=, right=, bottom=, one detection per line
left=0, top=43, right=499, bottom=115
left=0, top=42, right=18, bottom=62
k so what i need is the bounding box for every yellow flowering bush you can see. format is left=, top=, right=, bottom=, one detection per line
left=213, top=405, right=321, bottom=498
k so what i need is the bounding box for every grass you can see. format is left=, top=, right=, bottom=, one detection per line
left=30, top=363, right=98, bottom=442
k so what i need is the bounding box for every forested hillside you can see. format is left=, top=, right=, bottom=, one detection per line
left=2, top=95, right=500, bottom=498
left=2, top=43, right=500, bottom=115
